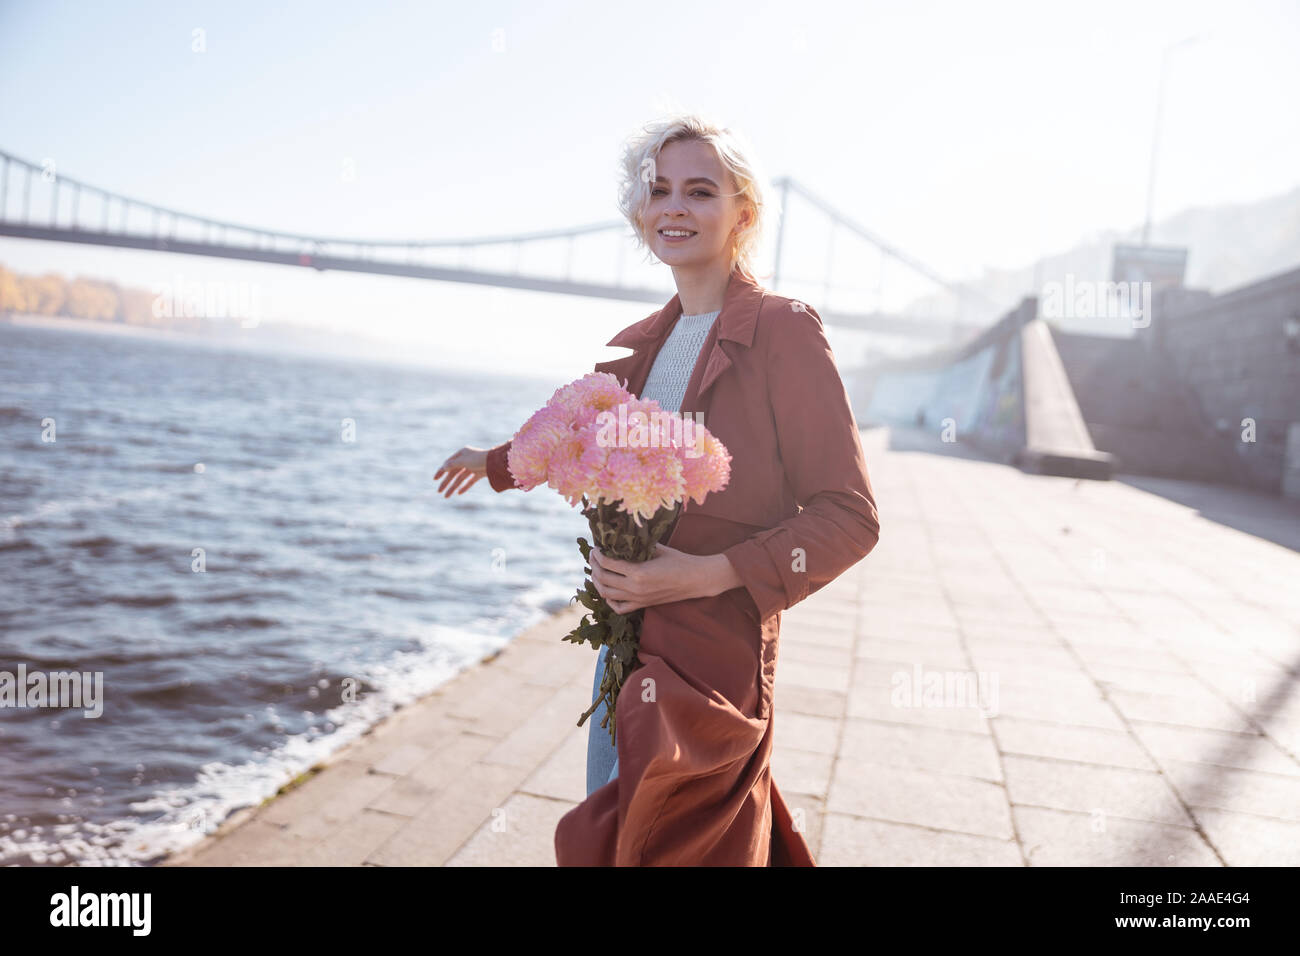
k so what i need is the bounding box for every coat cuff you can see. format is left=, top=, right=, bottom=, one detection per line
left=485, top=439, right=518, bottom=492
left=721, top=527, right=810, bottom=622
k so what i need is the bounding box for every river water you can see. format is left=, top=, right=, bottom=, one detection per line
left=0, top=320, right=590, bottom=865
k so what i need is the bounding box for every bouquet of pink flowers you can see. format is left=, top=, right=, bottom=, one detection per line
left=506, top=372, right=731, bottom=744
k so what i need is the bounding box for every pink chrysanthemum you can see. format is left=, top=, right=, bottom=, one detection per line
left=506, top=403, right=570, bottom=490
left=678, top=426, right=732, bottom=504
left=548, top=421, right=605, bottom=507
left=504, top=373, right=730, bottom=520
left=551, top=372, right=631, bottom=430
left=592, top=442, right=685, bottom=526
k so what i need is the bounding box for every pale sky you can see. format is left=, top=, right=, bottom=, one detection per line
left=2, top=0, right=1298, bottom=377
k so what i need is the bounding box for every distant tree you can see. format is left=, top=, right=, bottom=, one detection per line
left=0, top=266, right=29, bottom=313
left=0, top=262, right=210, bottom=333
left=67, top=276, right=120, bottom=321
left=25, top=273, right=67, bottom=316
left=120, top=287, right=155, bottom=326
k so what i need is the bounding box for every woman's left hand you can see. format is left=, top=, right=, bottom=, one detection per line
left=588, top=543, right=711, bottom=615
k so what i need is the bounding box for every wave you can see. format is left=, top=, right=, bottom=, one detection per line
left=0, top=536, right=39, bottom=553
left=63, top=442, right=120, bottom=457
left=144, top=461, right=205, bottom=473
left=192, top=615, right=282, bottom=630
left=102, top=593, right=179, bottom=609
left=193, top=588, right=298, bottom=604
left=371, top=587, right=429, bottom=602
left=70, top=535, right=117, bottom=549
left=7, top=616, right=513, bottom=866
left=2, top=486, right=172, bottom=529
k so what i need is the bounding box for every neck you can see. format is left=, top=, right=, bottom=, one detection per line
left=669, top=261, right=734, bottom=316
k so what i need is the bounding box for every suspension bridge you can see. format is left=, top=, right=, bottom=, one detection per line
left=0, top=147, right=998, bottom=343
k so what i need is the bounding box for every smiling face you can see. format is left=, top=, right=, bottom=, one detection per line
left=642, top=138, right=752, bottom=274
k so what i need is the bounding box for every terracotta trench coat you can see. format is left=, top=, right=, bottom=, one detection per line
left=484, top=267, right=881, bottom=865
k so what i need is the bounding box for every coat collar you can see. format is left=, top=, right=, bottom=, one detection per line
left=596, top=268, right=767, bottom=406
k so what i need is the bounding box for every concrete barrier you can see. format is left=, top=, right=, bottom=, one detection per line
left=856, top=296, right=1113, bottom=479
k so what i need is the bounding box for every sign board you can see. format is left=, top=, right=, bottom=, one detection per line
left=1111, top=243, right=1188, bottom=291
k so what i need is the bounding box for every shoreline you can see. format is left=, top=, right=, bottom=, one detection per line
left=156, top=601, right=591, bottom=867
left=1, top=311, right=215, bottom=341
left=0, top=310, right=570, bottom=383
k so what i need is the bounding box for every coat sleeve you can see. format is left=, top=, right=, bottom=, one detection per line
left=720, top=303, right=881, bottom=621
left=485, top=439, right=519, bottom=492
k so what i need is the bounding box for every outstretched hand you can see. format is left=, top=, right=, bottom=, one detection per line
left=434, top=446, right=488, bottom=497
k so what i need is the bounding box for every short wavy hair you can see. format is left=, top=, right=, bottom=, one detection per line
left=617, top=113, right=773, bottom=283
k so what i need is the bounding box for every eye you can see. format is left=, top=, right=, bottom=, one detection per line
left=650, top=188, right=714, bottom=198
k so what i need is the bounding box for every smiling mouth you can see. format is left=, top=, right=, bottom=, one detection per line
left=659, top=229, right=697, bottom=238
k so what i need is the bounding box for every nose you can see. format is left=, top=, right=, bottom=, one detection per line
left=662, top=190, right=687, bottom=215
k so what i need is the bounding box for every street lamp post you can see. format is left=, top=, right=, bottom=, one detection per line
left=1141, top=34, right=1200, bottom=246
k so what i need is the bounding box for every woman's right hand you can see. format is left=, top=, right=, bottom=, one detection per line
left=434, top=446, right=489, bottom=497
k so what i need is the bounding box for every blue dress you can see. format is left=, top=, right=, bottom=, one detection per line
left=585, top=642, right=619, bottom=795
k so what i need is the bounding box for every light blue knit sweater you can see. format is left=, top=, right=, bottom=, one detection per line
left=639, top=309, right=721, bottom=413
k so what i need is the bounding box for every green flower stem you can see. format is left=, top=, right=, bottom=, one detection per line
left=563, top=494, right=681, bottom=747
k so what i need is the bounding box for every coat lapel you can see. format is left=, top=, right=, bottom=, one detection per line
left=592, top=268, right=766, bottom=410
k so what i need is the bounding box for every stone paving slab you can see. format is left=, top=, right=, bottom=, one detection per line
left=161, top=426, right=1300, bottom=866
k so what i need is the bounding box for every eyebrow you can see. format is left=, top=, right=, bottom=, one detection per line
left=653, top=176, right=719, bottom=188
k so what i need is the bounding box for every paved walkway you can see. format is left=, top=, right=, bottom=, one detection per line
left=161, top=426, right=1300, bottom=866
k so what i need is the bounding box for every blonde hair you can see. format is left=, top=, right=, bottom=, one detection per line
left=617, top=113, right=773, bottom=283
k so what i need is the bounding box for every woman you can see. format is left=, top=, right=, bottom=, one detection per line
left=434, top=114, right=880, bottom=866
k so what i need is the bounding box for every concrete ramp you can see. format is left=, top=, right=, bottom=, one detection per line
left=1015, top=319, right=1114, bottom=479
